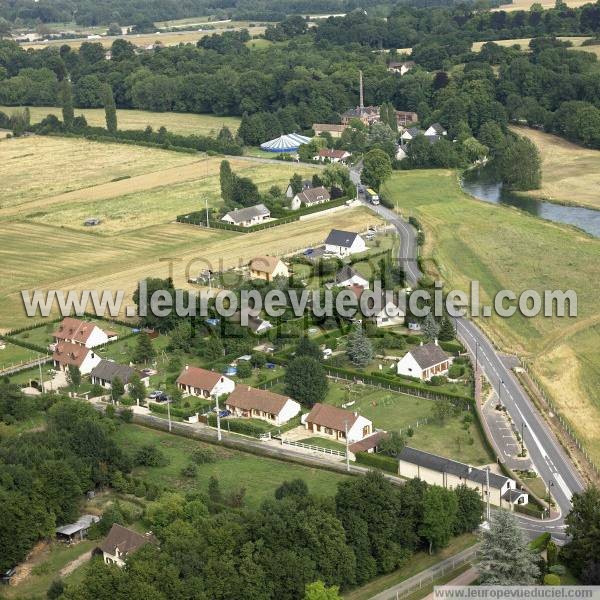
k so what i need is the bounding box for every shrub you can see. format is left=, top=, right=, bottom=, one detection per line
left=549, top=565, right=566, bottom=576
left=135, top=444, right=169, bottom=467
left=355, top=451, right=398, bottom=473
left=543, top=574, right=560, bottom=586
left=236, top=362, right=252, bottom=378
left=429, top=375, right=447, bottom=386
left=120, top=408, right=133, bottom=423
left=181, top=463, right=197, bottom=478
left=448, top=364, right=464, bottom=379
left=191, top=447, right=217, bottom=464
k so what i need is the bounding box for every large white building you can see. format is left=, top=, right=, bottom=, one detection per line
left=52, top=341, right=101, bottom=375
left=324, top=229, right=367, bottom=257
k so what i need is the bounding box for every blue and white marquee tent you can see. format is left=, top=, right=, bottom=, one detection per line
left=260, top=133, right=311, bottom=152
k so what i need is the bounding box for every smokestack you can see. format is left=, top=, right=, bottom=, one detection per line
left=359, top=70, right=364, bottom=109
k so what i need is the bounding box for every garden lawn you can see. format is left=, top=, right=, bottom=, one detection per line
left=297, top=437, right=347, bottom=451
left=0, top=340, right=44, bottom=370
left=114, top=424, right=348, bottom=506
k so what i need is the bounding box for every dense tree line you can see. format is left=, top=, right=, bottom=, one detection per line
left=60, top=471, right=483, bottom=599
left=0, top=387, right=132, bottom=572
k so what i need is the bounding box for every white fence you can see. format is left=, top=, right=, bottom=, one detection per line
left=282, top=439, right=346, bottom=457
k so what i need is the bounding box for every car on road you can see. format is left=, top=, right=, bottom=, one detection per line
left=148, top=390, right=164, bottom=399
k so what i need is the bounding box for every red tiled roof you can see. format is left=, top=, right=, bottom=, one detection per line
left=53, top=317, right=99, bottom=344
left=305, top=403, right=360, bottom=432
left=100, top=524, right=156, bottom=557
left=176, top=366, right=224, bottom=391
left=53, top=340, right=92, bottom=367
left=226, top=386, right=291, bottom=415
left=349, top=431, right=388, bottom=453
left=318, top=148, right=349, bottom=159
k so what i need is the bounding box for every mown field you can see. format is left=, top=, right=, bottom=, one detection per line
left=512, top=126, right=600, bottom=210
left=493, top=0, right=591, bottom=10
left=20, top=25, right=266, bottom=50
left=0, top=105, right=241, bottom=136
left=471, top=36, right=590, bottom=51
left=382, top=169, right=600, bottom=464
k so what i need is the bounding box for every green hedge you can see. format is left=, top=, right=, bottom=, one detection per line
left=439, top=340, right=465, bottom=354
left=529, top=532, right=551, bottom=552
left=516, top=503, right=545, bottom=519
left=0, top=334, right=48, bottom=354
left=206, top=414, right=269, bottom=437
left=177, top=197, right=348, bottom=233
left=356, top=451, right=398, bottom=473
left=149, top=402, right=195, bottom=419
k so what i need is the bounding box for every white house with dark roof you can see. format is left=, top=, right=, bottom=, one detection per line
left=291, top=186, right=331, bottom=210
left=100, top=524, right=157, bottom=568
left=397, top=340, right=452, bottom=380
left=303, top=403, right=372, bottom=443
left=330, top=264, right=369, bottom=289
left=324, top=229, right=366, bottom=257
left=286, top=179, right=312, bottom=198
left=91, top=360, right=149, bottom=391
left=53, top=317, right=114, bottom=348
left=400, top=127, right=421, bottom=144
left=424, top=123, right=447, bottom=137
left=397, top=446, right=528, bottom=507
left=221, top=203, right=270, bottom=227
left=225, top=386, right=300, bottom=425
left=176, top=365, right=235, bottom=398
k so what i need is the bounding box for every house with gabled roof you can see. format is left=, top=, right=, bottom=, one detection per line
left=388, top=60, right=415, bottom=75
left=53, top=317, right=115, bottom=348
left=400, top=127, right=421, bottom=144
left=286, top=179, right=312, bottom=198
left=314, top=148, right=352, bottom=164
left=397, top=340, right=452, bottom=380
left=176, top=365, right=235, bottom=398
left=291, top=186, right=331, bottom=210
left=312, top=123, right=347, bottom=138
left=90, top=359, right=149, bottom=391
left=249, top=255, right=289, bottom=282
left=330, top=264, right=369, bottom=289
left=303, top=403, right=372, bottom=443
left=397, top=446, right=528, bottom=507
left=324, top=229, right=366, bottom=257
left=221, top=203, right=270, bottom=227
left=425, top=122, right=447, bottom=137
left=100, top=524, right=157, bottom=568
left=225, top=386, right=301, bottom=425
left=53, top=341, right=101, bottom=375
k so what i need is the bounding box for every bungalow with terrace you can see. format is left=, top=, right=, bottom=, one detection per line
left=397, top=446, right=528, bottom=507
left=249, top=256, right=289, bottom=282
left=225, top=386, right=301, bottom=425
left=176, top=365, right=235, bottom=398
left=221, top=203, right=270, bottom=228
left=324, top=229, right=367, bottom=257
left=291, top=186, right=331, bottom=210
left=312, top=123, right=347, bottom=138
left=314, top=148, right=352, bottom=164
left=397, top=340, right=452, bottom=380
left=303, top=403, right=372, bottom=443
left=100, top=524, right=157, bottom=568
left=90, top=360, right=149, bottom=391
left=53, top=341, right=101, bottom=375
left=53, top=317, right=116, bottom=349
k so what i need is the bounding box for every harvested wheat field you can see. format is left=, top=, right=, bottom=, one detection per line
left=0, top=136, right=199, bottom=210
left=0, top=207, right=383, bottom=329
left=512, top=126, right=600, bottom=210
left=493, top=0, right=590, bottom=10
left=0, top=106, right=241, bottom=137
left=471, top=36, right=590, bottom=51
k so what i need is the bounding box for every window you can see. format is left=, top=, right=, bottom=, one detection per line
left=325, top=427, right=333, bottom=435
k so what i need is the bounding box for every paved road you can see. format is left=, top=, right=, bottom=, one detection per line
left=351, top=168, right=584, bottom=536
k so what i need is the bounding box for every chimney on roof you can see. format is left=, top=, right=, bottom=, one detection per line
left=468, top=466, right=473, bottom=474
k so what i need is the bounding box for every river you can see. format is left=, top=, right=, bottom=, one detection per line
left=460, top=167, right=600, bottom=238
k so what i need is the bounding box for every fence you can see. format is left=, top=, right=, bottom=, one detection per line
left=0, top=355, right=52, bottom=377
left=521, top=359, right=600, bottom=478
left=375, top=545, right=479, bottom=600
left=282, top=439, right=346, bottom=457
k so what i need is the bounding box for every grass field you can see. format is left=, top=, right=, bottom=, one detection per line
left=572, top=44, right=600, bottom=58
left=382, top=169, right=600, bottom=464
left=511, top=126, right=600, bottom=210
left=0, top=340, right=44, bottom=371
left=115, top=423, right=348, bottom=506
left=471, top=36, right=590, bottom=51
left=0, top=105, right=241, bottom=137
left=21, top=25, right=267, bottom=50
left=493, top=0, right=591, bottom=10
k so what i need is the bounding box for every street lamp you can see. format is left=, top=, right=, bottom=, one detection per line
left=547, top=480, right=555, bottom=517
left=475, top=341, right=479, bottom=372
left=498, top=379, right=504, bottom=408
left=520, top=421, right=526, bottom=456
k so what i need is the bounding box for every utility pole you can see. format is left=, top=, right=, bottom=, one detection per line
left=38, top=360, right=44, bottom=392
left=521, top=421, right=526, bottom=456
left=475, top=341, right=479, bottom=372
left=359, top=69, right=364, bottom=109
left=215, top=393, right=222, bottom=441
left=497, top=378, right=504, bottom=407
left=485, top=466, right=491, bottom=522
left=344, top=420, right=350, bottom=472
left=205, top=197, right=210, bottom=228
left=166, top=396, right=172, bottom=432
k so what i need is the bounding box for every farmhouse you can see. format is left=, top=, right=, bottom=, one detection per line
left=324, top=229, right=367, bottom=257
left=56, top=514, right=99, bottom=543
left=176, top=365, right=235, bottom=398
left=291, top=186, right=331, bottom=210
left=249, top=255, right=289, bottom=282
left=53, top=341, right=101, bottom=375
left=312, top=123, right=347, bottom=138
left=397, top=340, right=452, bottom=380
left=397, top=446, right=528, bottom=507
left=331, top=264, right=369, bottom=289
left=388, top=60, right=415, bottom=75
left=221, top=203, right=270, bottom=227
left=100, top=524, right=157, bottom=568
left=53, top=317, right=114, bottom=348
left=90, top=360, right=149, bottom=391
left=303, top=403, right=372, bottom=443
left=225, top=386, right=301, bottom=425
left=314, top=148, right=351, bottom=163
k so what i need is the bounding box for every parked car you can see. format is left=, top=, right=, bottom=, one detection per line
left=322, top=348, right=333, bottom=359
left=218, top=409, right=231, bottom=418
left=155, top=393, right=170, bottom=403
left=303, top=248, right=314, bottom=255
left=148, top=390, right=164, bottom=399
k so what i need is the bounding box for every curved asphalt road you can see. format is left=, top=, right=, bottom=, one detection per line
left=350, top=168, right=583, bottom=536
